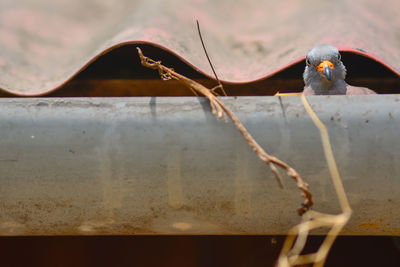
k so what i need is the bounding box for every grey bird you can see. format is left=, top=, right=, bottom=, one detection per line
left=303, top=44, right=376, bottom=95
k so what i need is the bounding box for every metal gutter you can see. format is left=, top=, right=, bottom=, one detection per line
left=0, top=96, right=399, bottom=235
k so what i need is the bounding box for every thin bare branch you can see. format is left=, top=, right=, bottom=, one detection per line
left=137, top=47, right=313, bottom=215
left=196, top=20, right=227, bottom=96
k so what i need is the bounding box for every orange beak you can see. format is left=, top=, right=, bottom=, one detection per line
left=316, top=60, right=334, bottom=81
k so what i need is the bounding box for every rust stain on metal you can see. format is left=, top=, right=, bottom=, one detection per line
left=358, top=221, right=400, bottom=236
left=0, top=0, right=399, bottom=96
left=359, top=222, right=381, bottom=230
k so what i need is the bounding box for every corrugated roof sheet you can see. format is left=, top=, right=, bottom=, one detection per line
left=1, top=0, right=399, bottom=96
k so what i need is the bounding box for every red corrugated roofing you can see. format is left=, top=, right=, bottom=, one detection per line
left=0, top=0, right=399, bottom=96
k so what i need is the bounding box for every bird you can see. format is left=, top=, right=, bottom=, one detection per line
left=302, top=44, right=376, bottom=95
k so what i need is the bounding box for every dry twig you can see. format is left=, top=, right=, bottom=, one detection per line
left=137, top=47, right=313, bottom=215
left=276, top=95, right=352, bottom=267
left=196, top=20, right=227, bottom=97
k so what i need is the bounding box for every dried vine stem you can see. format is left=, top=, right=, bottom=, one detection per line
left=196, top=20, right=227, bottom=97
left=276, top=95, right=352, bottom=267
left=137, top=47, right=313, bottom=215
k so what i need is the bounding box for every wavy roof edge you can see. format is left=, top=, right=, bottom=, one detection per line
left=1, top=0, right=399, bottom=95
left=2, top=42, right=400, bottom=96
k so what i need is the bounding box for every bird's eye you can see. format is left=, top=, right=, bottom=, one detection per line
left=337, top=53, right=341, bottom=61
left=306, top=58, right=311, bottom=66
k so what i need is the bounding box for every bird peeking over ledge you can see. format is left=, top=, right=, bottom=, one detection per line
left=303, top=44, right=376, bottom=95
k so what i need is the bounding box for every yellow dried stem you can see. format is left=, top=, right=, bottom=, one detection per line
left=276, top=95, right=352, bottom=267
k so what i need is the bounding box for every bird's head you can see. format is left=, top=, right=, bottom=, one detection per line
left=303, top=44, right=346, bottom=87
